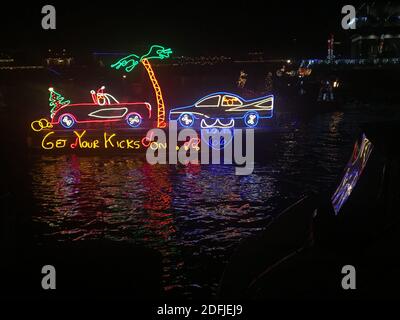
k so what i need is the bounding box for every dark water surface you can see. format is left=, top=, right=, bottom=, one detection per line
left=27, top=105, right=399, bottom=298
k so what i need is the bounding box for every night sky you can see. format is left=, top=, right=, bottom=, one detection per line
left=1, top=1, right=362, bottom=57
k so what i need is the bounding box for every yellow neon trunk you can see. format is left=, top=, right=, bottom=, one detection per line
left=141, top=58, right=167, bottom=128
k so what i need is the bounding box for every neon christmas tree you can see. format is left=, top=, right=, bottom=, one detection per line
left=49, top=87, right=70, bottom=118
left=111, top=45, right=172, bottom=128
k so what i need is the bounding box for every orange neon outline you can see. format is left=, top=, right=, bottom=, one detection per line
left=141, top=58, right=166, bottom=128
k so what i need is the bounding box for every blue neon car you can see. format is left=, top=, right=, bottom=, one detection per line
left=169, top=92, right=274, bottom=128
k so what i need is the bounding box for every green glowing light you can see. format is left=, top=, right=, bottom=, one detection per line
left=111, top=45, right=173, bottom=72
left=141, top=45, right=173, bottom=61
left=49, top=87, right=70, bottom=118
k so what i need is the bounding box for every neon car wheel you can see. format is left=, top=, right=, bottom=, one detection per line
left=126, top=112, right=142, bottom=128
left=179, top=113, right=194, bottom=127
left=244, top=111, right=259, bottom=128
left=59, top=114, right=76, bottom=129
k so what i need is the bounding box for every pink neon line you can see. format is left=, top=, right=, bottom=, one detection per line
left=61, top=103, right=150, bottom=106
left=52, top=118, right=123, bottom=125
left=52, top=102, right=152, bottom=124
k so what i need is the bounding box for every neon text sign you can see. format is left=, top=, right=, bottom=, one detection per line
left=40, top=130, right=164, bottom=151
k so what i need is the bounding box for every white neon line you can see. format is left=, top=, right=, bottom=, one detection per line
left=195, top=95, right=221, bottom=107
left=225, top=106, right=273, bottom=112
left=200, top=119, right=235, bottom=129
left=88, top=107, right=128, bottom=119
left=226, top=98, right=273, bottom=112
left=170, top=111, right=210, bottom=118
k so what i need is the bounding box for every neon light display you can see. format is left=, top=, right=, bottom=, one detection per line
left=111, top=45, right=173, bottom=72
left=111, top=45, right=173, bottom=129
left=31, top=86, right=152, bottom=131
left=88, top=107, right=128, bottom=119
left=35, top=126, right=237, bottom=153
left=90, top=86, right=120, bottom=105
left=141, top=58, right=167, bottom=128
left=48, top=87, right=70, bottom=118
left=31, top=118, right=53, bottom=132
left=183, top=137, right=200, bottom=151
left=331, top=134, right=373, bottom=215
left=39, top=130, right=170, bottom=151
left=169, top=92, right=274, bottom=129
left=200, top=119, right=235, bottom=129
left=201, top=128, right=233, bottom=150
left=41, top=130, right=140, bottom=150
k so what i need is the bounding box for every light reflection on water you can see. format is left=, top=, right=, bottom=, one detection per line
left=31, top=156, right=276, bottom=295
left=30, top=108, right=390, bottom=296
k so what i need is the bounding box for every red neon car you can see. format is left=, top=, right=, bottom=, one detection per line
left=51, top=102, right=152, bottom=129
left=50, top=87, right=151, bottom=129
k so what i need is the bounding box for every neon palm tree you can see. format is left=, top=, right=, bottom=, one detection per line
left=111, top=45, right=173, bottom=128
